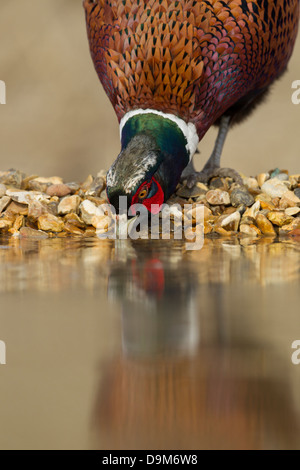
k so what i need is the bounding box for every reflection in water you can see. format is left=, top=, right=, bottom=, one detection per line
left=0, top=235, right=300, bottom=449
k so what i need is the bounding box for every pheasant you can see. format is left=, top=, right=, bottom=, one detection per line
left=84, top=0, right=299, bottom=214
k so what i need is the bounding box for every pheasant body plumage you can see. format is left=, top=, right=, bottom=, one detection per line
left=84, top=0, right=299, bottom=212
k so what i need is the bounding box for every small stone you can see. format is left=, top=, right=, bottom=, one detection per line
left=85, top=196, right=107, bottom=207
left=37, top=214, right=64, bottom=232
left=0, top=214, right=14, bottom=230
left=46, top=184, right=72, bottom=198
left=255, top=213, right=276, bottom=235
left=80, top=199, right=102, bottom=225
left=19, top=227, right=49, bottom=239
left=91, top=215, right=112, bottom=232
left=257, top=173, right=269, bottom=187
left=241, top=215, right=255, bottom=225
left=85, top=176, right=106, bottom=197
left=0, top=184, right=6, bottom=197
left=276, top=173, right=289, bottom=181
left=81, top=174, right=94, bottom=191
left=279, top=217, right=300, bottom=233
left=243, top=177, right=259, bottom=191
left=267, top=211, right=293, bottom=227
left=177, top=184, right=207, bottom=198
left=230, top=186, right=254, bottom=207
left=261, top=178, right=289, bottom=198
left=279, top=190, right=300, bottom=208
left=6, top=201, right=28, bottom=216
left=285, top=207, right=300, bottom=216
left=64, top=213, right=85, bottom=229
left=294, top=188, right=300, bottom=199
left=0, top=170, right=23, bottom=188
left=0, top=196, right=11, bottom=213
left=65, top=182, right=80, bottom=193
left=220, top=211, right=241, bottom=231
left=21, top=175, right=39, bottom=190
left=58, top=195, right=81, bottom=215
left=34, top=176, right=63, bottom=185
left=27, top=180, right=49, bottom=193
left=10, top=215, right=24, bottom=232
left=243, top=200, right=260, bottom=219
left=6, top=189, right=49, bottom=205
left=28, top=200, right=48, bottom=220
left=287, top=228, right=300, bottom=238
left=206, top=189, right=230, bottom=205
left=270, top=168, right=281, bottom=179
left=209, top=177, right=226, bottom=190
left=240, top=224, right=261, bottom=237
left=185, top=205, right=213, bottom=222
left=64, top=223, right=84, bottom=235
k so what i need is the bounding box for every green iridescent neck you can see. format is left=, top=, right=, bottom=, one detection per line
left=120, top=113, right=190, bottom=166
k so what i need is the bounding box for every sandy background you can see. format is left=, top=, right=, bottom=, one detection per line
left=0, top=0, right=299, bottom=182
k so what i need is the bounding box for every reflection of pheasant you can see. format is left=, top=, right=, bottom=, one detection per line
left=84, top=0, right=299, bottom=213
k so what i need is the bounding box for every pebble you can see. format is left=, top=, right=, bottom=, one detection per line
left=0, top=170, right=23, bottom=188
left=58, top=195, right=81, bottom=215
left=0, top=167, right=299, bottom=240
left=80, top=199, right=102, bottom=225
left=255, top=213, right=276, bottom=235
left=267, top=211, right=294, bottom=227
left=65, top=182, right=80, bottom=193
left=85, top=176, right=106, bottom=197
left=6, top=201, right=28, bottom=216
left=243, top=200, right=260, bottom=219
left=34, top=176, right=63, bottom=185
left=240, top=224, right=261, bottom=237
left=0, top=196, right=11, bottom=213
left=230, top=187, right=254, bottom=207
left=279, top=217, right=300, bottom=233
left=0, top=215, right=14, bottom=230
left=19, top=227, right=49, bottom=239
left=0, top=184, right=6, bottom=197
left=46, top=184, right=72, bottom=198
left=294, top=188, right=300, bottom=199
left=37, top=214, right=64, bottom=232
left=64, top=213, right=85, bottom=229
left=279, top=190, right=300, bottom=208
left=28, top=200, right=48, bottom=220
left=257, top=173, right=269, bottom=187
left=206, top=189, right=230, bottom=205
left=81, top=174, right=94, bottom=191
left=177, top=183, right=208, bottom=198
left=261, top=178, right=290, bottom=198
left=243, top=177, right=259, bottom=191
left=285, top=207, right=300, bottom=216
left=6, top=189, right=49, bottom=205
left=220, top=211, right=241, bottom=231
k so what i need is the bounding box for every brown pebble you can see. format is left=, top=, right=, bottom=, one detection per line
left=46, top=184, right=72, bottom=198
left=19, top=227, right=49, bottom=239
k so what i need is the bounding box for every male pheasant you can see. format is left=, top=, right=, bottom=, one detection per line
left=84, top=0, right=299, bottom=214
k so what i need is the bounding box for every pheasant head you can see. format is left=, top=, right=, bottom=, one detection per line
left=106, top=111, right=197, bottom=214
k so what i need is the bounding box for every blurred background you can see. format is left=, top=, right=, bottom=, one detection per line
left=0, top=0, right=299, bottom=182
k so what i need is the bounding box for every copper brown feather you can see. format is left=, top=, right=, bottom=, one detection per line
left=84, top=0, right=299, bottom=141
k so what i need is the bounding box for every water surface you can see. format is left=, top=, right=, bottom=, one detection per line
left=0, top=235, right=299, bottom=450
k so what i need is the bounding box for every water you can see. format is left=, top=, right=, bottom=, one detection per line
left=0, top=235, right=299, bottom=450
